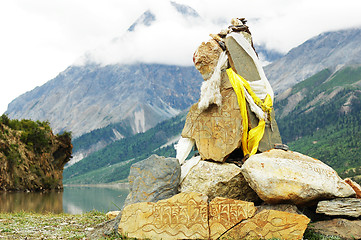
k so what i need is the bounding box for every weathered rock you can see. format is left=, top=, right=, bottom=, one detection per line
left=193, top=39, right=223, bottom=81
left=209, top=197, right=256, bottom=239
left=309, top=218, right=361, bottom=240
left=182, top=72, right=244, bottom=162
left=106, top=211, right=120, bottom=220
left=345, top=178, right=361, bottom=198
left=118, top=192, right=209, bottom=240
left=222, top=210, right=310, bottom=240
left=241, top=149, right=356, bottom=204
left=316, top=198, right=361, bottom=218
left=180, top=159, right=260, bottom=202
left=124, top=154, right=180, bottom=206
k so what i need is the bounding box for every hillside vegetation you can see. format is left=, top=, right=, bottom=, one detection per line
left=0, top=114, right=72, bottom=191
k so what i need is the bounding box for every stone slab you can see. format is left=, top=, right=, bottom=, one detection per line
left=118, top=192, right=209, bottom=240
left=182, top=77, right=243, bottom=162
left=209, top=197, right=256, bottom=239
left=241, top=149, right=356, bottom=204
left=222, top=209, right=310, bottom=240
left=316, top=198, right=361, bottom=218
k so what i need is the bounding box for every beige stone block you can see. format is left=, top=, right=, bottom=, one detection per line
left=222, top=210, right=310, bottom=240
left=209, top=197, right=256, bottom=239
left=118, top=192, right=209, bottom=240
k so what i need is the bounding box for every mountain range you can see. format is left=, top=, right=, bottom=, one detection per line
left=4, top=2, right=361, bottom=184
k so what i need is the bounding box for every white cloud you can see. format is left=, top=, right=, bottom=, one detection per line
left=1, top=0, right=361, bottom=114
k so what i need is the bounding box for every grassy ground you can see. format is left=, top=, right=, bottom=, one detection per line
left=0, top=211, right=341, bottom=240
left=0, top=210, right=124, bottom=239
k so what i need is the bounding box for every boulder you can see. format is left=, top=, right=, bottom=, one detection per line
left=209, top=197, right=256, bottom=239
left=316, top=198, right=361, bottom=218
left=309, top=218, right=361, bottom=240
left=222, top=209, right=310, bottom=240
left=182, top=72, right=244, bottom=162
left=118, top=192, right=209, bottom=240
left=179, top=159, right=260, bottom=202
left=240, top=149, right=356, bottom=205
left=124, top=154, right=181, bottom=206
left=345, top=178, right=361, bottom=198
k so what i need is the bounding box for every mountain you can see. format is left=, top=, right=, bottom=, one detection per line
left=265, top=28, right=361, bottom=94
left=275, top=64, right=361, bottom=175
left=63, top=65, right=361, bottom=184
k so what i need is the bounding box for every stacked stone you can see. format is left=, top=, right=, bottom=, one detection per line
left=99, top=19, right=361, bottom=240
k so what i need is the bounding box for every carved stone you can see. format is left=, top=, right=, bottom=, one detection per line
left=316, top=198, right=361, bottom=218
left=241, top=149, right=356, bottom=204
left=182, top=72, right=243, bottom=162
left=193, top=39, right=223, bottom=81
left=118, top=192, right=209, bottom=240
left=223, top=210, right=310, bottom=240
left=180, top=159, right=260, bottom=202
left=209, top=197, right=256, bottom=239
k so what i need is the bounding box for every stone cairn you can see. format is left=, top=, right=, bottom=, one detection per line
left=98, top=18, right=361, bottom=240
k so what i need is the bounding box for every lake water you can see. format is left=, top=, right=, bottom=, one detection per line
left=0, top=186, right=129, bottom=214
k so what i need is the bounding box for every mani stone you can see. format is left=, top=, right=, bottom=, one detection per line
left=309, top=218, right=361, bottom=240
left=225, top=33, right=282, bottom=152
left=316, top=198, right=361, bottom=218
left=193, top=39, right=223, bottom=81
left=124, top=154, right=181, bottom=207
left=209, top=197, right=256, bottom=239
left=179, top=159, right=260, bottom=202
left=182, top=71, right=243, bottom=162
left=240, top=149, right=356, bottom=205
left=222, top=209, right=310, bottom=240
left=118, top=192, right=209, bottom=240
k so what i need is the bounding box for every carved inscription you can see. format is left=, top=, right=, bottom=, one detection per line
left=182, top=85, right=243, bottom=162
left=209, top=197, right=256, bottom=239
left=119, top=192, right=209, bottom=240
left=223, top=210, right=310, bottom=240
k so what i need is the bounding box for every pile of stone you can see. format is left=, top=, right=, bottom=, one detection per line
left=102, top=19, right=361, bottom=240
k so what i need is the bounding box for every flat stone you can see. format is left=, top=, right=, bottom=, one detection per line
left=124, top=154, right=181, bottom=207
left=316, top=198, right=361, bottom=218
left=345, top=178, right=361, bottom=198
left=240, top=149, right=356, bottom=204
left=182, top=73, right=243, bottom=162
left=209, top=197, right=256, bottom=239
left=180, top=159, right=260, bottom=202
left=309, top=218, right=361, bottom=240
left=106, top=211, right=120, bottom=220
left=118, top=192, right=209, bottom=240
left=193, top=39, right=223, bottom=81
left=256, top=203, right=301, bottom=215
left=222, top=209, right=310, bottom=240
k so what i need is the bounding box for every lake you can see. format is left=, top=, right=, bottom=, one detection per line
left=0, top=186, right=129, bottom=214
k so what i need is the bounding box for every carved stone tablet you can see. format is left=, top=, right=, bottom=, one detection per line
left=223, top=209, right=310, bottom=240
left=209, top=197, right=256, bottom=239
left=182, top=72, right=243, bottom=162
left=118, top=192, right=209, bottom=240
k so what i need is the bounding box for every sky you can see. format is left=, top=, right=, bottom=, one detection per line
left=1, top=0, right=361, bottom=114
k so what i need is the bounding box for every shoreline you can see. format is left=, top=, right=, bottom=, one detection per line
left=63, top=182, right=129, bottom=189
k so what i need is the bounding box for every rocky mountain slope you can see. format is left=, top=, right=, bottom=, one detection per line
left=265, top=28, right=361, bottom=93
left=0, top=115, right=72, bottom=191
